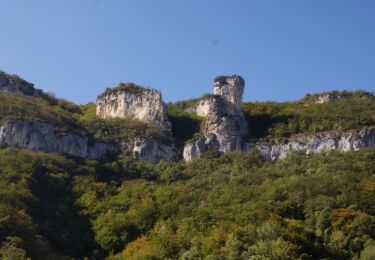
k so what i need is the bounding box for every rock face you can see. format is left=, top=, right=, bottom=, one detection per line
left=0, top=121, right=115, bottom=159
left=184, top=127, right=375, bottom=162
left=95, top=84, right=176, bottom=163
left=183, top=75, right=248, bottom=160
left=195, top=98, right=212, bottom=117
left=246, top=127, right=375, bottom=161
left=183, top=134, right=215, bottom=161
left=0, top=72, right=44, bottom=97
left=121, top=137, right=175, bottom=164
left=183, top=98, right=213, bottom=117
left=213, top=76, right=245, bottom=109
left=0, top=120, right=175, bottom=163
left=183, top=76, right=375, bottom=162
left=316, top=93, right=341, bottom=104
left=96, top=84, right=172, bottom=133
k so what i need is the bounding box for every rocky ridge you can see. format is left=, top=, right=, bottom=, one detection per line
left=0, top=70, right=374, bottom=163
left=0, top=71, right=45, bottom=97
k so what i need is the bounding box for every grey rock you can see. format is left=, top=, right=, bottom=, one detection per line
left=213, top=75, right=245, bottom=109
left=184, top=97, right=213, bottom=117
left=0, top=73, right=44, bottom=97
left=96, top=87, right=172, bottom=133
left=183, top=137, right=210, bottom=161
left=183, top=75, right=248, bottom=161
left=0, top=120, right=175, bottom=163
left=204, top=96, right=248, bottom=153
left=245, top=127, right=375, bottom=161
left=316, top=93, right=341, bottom=104
left=0, top=121, right=115, bottom=159
left=121, top=137, right=175, bottom=164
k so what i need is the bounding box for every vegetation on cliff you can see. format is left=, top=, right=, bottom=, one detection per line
left=243, top=91, right=375, bottom=139
left=0, top=93, right=80, bottom=132
left=78, top=103, right=168, bottom=141
left=164, top=90, right=375, bottom=144
left=0, top=92, right=166, bottom=141
left=97, top=82, right=149, bottom=99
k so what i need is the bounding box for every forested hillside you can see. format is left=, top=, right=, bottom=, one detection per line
left=1, top=148, right=375, bottom=259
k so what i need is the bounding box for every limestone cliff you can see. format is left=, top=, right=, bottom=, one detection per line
left=213, top=75, right=245, bottom=109
left=183, top=97, right=213, bottom=117
left=95, top=83, right=176, bottom=162
left=0, top=120, right=178, bottom=163
left=183, top=75, right=248, bottom=160
left=96, top=83, right=171, bottom=133
left=184, top=126, right=375, bottom=162
left=183, top=76, right=375, bottom=162
left=247, top=127, right=375, bottom=161
left=0, top=121, right=115, bottom=159
left=121, top=137, right=175, bottom=164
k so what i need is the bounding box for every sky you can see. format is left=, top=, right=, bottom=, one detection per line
left=0, top=0, right=374, bottom=104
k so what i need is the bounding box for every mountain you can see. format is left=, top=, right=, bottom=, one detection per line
left=1, top=71, right=374, bottom=163
left=0, top=70, right=375, bottom=259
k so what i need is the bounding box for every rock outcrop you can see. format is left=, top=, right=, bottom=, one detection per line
left=96, top=83, right=172, bottom=133
left=95, top=83, right=176, bottom=163
left=121, top=137, right=175, bottom=164
left=246, top=127, right=375, bottom=161
left=0, top=72, right=44, bottom=97
left=183, top=75, right=248, bottom=160
left=213, top=76, right=245, bottom=109
left=316, top=93, right=341, bottom=104
left=0, top=121, right=115, bottom=159
left=183, top=97, right=213, bottom=117
left=184, top=126, right=375, bottom=162
left=0, top=120, right=176, bottom=163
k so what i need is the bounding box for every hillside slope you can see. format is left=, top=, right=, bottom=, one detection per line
left=0, top=70, right=375, bottom=259
left=1, top=148, right=375, bottom=259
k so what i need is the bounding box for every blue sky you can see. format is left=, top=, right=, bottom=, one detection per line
left=0, top=0, right=374, bottom=104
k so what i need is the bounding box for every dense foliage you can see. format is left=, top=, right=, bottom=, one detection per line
left=1, top=147, right=375, bottom=259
